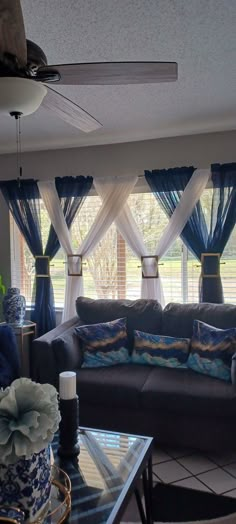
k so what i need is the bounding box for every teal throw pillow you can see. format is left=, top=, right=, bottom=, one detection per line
left=131, top=330, right=190, bottom=368
left=187, top=320, right=236, bottom=382
left=75, top=317, right=130, bottom=368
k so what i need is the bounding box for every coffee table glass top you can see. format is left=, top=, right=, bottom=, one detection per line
left=51, top=426, right=153, bottom=524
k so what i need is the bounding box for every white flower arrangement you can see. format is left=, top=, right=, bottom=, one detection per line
left=0, top=378, right=61, bottom=465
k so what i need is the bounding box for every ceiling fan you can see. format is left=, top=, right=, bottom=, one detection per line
left=0, top=0, right=178, bottom=133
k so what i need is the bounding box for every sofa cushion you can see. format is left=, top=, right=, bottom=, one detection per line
left=140, top=366, right=236, bottom=417
left=187, top=320, right=236, bottom=382
left=75, top=318, right=130, bottom=367
left=131, top=330, right=190, bottom=368
left=162, top=302, right=236, bottom=339
left=76, top=297, right=163, bottom=347
left=76, top=364, right=152, bottom=409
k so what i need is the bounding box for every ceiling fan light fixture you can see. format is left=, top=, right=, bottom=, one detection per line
left=0, top=77, right=47, bottom=116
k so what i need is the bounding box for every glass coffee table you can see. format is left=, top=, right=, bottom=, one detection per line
left=51, top=426, right=153, bottom=524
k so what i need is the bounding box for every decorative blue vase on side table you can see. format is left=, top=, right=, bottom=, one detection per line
left=3, top=287, right=26, bottom=327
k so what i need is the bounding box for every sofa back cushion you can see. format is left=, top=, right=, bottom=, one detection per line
left=76, top=297, right=163, bottom=347
left=162, top=302, right=236, bottom=338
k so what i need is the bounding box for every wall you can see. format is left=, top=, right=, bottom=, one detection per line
left=0, top=129, right=235, bottom=181
left=0, top=129, right=235, bottom=320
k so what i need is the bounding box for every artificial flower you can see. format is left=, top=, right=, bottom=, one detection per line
left=0, top=378, right=61, bottom=465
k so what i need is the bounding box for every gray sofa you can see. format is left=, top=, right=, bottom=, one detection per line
left=31, top=297, right=236, bottom=452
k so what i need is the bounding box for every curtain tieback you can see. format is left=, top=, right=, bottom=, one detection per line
left=201, top=253, right=221, bottom=278
left=67, top=254, right=83, bottom=276
left=141, top=255, right=161, bottom=279
left=35, top=256, right=50, bottom=278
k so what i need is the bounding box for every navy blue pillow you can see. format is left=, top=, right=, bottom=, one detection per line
left=75, top=318, right=130, bottom=368
left=131, top=330, right=190, bottom=368
left=187, top=320, right=236, bottom=382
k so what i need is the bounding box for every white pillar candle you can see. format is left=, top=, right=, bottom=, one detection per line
left=59, top=371, right=77, bottom=400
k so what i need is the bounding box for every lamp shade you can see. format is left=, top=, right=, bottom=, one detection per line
left=0, top=77, right=47, bottom=116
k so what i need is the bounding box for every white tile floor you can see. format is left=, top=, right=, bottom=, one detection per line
left=152, top=444, right=236, bottom=498
left=122, top=445, right=236, bottom=523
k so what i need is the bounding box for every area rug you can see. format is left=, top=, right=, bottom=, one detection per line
left=122, top=482, right=236, bottom=523
left=152, top=483, right=236, bottom=523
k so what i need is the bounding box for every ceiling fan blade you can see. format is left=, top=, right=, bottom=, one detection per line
left=37, top=61, right=178, bottom=85
left=42, top=86, right=102, bottom=133
left=0, top=0, right=27, bottom=67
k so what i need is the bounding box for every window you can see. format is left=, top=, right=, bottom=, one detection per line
left=222, top=230, right=236, bottom=303
left=10, top=187, right=236, bottom=307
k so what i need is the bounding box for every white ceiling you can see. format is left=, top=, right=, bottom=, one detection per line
left=1, top=0, right=236, bottom=154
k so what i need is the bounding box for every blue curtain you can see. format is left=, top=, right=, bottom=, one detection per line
left=200, top=163, right=236, bottom=302
left=175, top=164, right=236, bottom=302
left=145, top=164, right=236, bottom=303
left=145, top=166, right=195, bottom=211
left=0, top=176, right=93, bottom=335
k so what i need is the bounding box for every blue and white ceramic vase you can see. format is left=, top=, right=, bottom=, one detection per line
left=0, top=447, right=51, bottom=523
left=3, top=287, right=26, bottom=326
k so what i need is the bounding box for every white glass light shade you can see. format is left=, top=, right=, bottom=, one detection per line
left=0, top=77, right=47, bottom=116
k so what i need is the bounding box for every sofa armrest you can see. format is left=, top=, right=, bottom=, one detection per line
left=31, top=316, right=82, bottom=387
left=231, top=353, right=236, bottom=385
left=51, top=321, right=86, bottom=382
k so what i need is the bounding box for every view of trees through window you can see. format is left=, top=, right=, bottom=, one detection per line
left=10, top=189, right=236, bottom=307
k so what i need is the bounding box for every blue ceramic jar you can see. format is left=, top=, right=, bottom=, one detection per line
left=0, top=447, right=51, bottom=523
left=3, top=288, right=26, bottom=326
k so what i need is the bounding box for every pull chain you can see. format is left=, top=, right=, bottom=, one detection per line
left=18, top=115, right=23, bottom=180
left=16, top=115, right=19, bottom=177
left=10, top=111, right=23, bottom=185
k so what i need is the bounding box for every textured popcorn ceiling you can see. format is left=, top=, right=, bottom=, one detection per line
left=1, top=0, right=236, bottom=153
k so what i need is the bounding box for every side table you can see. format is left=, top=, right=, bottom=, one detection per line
left=0, top=321, right=37, bottom=378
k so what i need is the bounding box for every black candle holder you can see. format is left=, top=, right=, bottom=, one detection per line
left=58, top=396, right=80, bottom=458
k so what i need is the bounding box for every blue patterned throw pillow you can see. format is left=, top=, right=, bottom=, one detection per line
left=131, top=330, right=190, bottom=368
left=75, top=317, right=130, bottom=368
left=187, top=320, right=236, bottom=382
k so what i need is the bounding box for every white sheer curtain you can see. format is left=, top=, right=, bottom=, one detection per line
left=96, top=169, right=210, bottom=305
left=38, top=180, right=77, bottom=321
left=39, top=176, right=137, bottom=321
left=151, top=168, right=211, bottom=303
left=95, top=179, right=158, bottom=299
left=116, top=203, right=162, bottom=300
